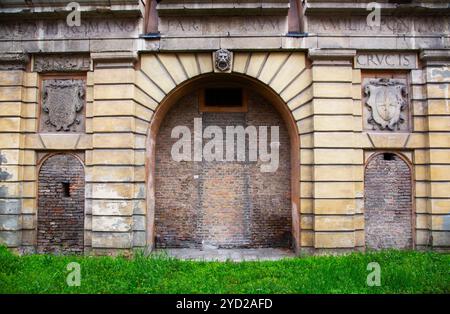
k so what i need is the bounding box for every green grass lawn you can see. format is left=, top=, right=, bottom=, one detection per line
left=0, top=246, right=448, bottom=294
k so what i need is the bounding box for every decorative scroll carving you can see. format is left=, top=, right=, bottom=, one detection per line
left=41, top=79, right=85, bottom=132
left=34, top=55, right=90, bottom=73
left=214, top=49, right=232, bottom=72
left=364, top=78, right=408, bottom=131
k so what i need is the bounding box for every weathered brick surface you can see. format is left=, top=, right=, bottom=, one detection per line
left=364, top=153, right=413, bottom=249
left=37, top=154, right=85, bottom=254
left=155, top=91, right=291, bottom=248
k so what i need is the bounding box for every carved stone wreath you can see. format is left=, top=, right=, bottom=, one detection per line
left=41, top=79, right=85, bottom=132
left=214, top=48, right=232, bottom=72
left=364, top=78, right=408, bottom=131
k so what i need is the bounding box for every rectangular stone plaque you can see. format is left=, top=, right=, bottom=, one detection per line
left=355, top=52, right=417, bottom=69
left=0, top=19, right=139, bottom=40
left=34, top=55, right=91, bottom=72
left=307, top=15, right=450, bottom=35
left=159, top=16, right=287, bottom=37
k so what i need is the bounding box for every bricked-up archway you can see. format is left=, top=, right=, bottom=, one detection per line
left=364, top=152, right=413, bottom=250
left=37, top=154, right=85, bottom=254
left=155, top=89, right=291, bottom=248
left=146, top=74, right=300, bottom=251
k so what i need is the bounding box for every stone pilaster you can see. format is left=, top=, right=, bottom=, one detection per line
left=307, top=49, right=363, bottom=253
left=90, top=52, right=148, bottom=254
left=418, top=50, right=450, bottom=251
left=0, top=53, right=31, bottom=251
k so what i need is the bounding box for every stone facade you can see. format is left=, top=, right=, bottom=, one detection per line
left=0, top=0, right=448, bottom=255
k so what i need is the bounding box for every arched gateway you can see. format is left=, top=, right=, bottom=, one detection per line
left=146, top=74, right=300, bottom=251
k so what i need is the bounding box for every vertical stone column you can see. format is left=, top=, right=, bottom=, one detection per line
left=0, top=53, right=32, bottom=251
left=90, top=52, right=149, bottom=255
left=307, top=49, right=363, bottom=253
left=419, top=50, right=450, bottom=251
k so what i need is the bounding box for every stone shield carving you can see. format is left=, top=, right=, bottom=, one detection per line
left=364, top=78, right=408, bottom=131
left=41, top=79, right=85, bottom=132
left=214, top=49, right=232, bottom=72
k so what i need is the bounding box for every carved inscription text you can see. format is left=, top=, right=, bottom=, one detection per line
left=356, top=53, right=417, bottom=69
left=0, top=19, right=138, bottom=40
left=308, top=15, right=450, bottom=35
left=160, top=16, right=286, bottom=36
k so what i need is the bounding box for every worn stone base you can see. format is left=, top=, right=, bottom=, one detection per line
left=158, top=248, right=295, bottom=261
left=299, top=247, right=366, bottom=256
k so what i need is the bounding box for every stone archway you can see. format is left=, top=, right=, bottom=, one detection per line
left=146, top=73, right=301, bottom=252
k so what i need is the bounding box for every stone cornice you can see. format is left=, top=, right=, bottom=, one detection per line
left=0, top=0, right=143, bottom=19
left=420, top=49, right=450, bottom=66
left=0, top=53, right=29, bottom=70
left=91, top=51, right=138, bottom=69
left=157, top=0, right=290, bottom=16
left=308, top=49, right=356, bottom=66
left=304, top=0, right=450, bottom=15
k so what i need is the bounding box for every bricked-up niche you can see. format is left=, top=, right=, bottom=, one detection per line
left=37, top=154, right=85, bottom=254
left=155, top=90, right=291, bottom=249
left=364, top=153, right=413, bottom=249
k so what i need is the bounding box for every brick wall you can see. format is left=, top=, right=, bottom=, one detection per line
left=37, top=154, right=85, bottom=254
left=155, top=90, right=291, bottom=248
left=364, top=153, right=413, bottom=249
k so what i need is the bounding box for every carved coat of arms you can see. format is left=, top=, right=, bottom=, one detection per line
left=42, top=79, right=85, bottom=132
left=364, top=78, right=408, bottom=131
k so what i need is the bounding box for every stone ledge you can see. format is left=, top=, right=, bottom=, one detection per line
left=308, top=49, right=357, bottom=60
left=91, top=52, right=138, bottom=69
left=157, top=0, right=290, bottom=16
left=0, top=0, right=143, bottom=19
left=0, top=53, right=29, bottom=70
left=308, top=49, right=356, bottom=66
left=25, top=134, right=92, bottom=150
left=304, top=0, right=450, bottom=15
left=420, top=49, right=450, bottom=66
